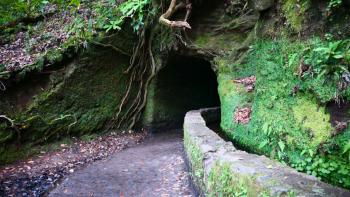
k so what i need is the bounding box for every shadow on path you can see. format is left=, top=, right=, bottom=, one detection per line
left=49, top=130, right=196, bottom=197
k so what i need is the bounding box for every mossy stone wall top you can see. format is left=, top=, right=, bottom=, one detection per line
left=183, top=108, right=350, bottom=196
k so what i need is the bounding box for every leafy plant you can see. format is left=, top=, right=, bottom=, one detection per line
left=327, top=0, right=342, bottom=11
left=103, top=0, right=152, bottom=32
left=66, top=16, right=93, bottom=47
left=0, top=0, right=82, bottom=26
left=304, top=39, right=350, bottom=81
left=291, top=148, right=350, bottom=188
left=342, top=141, right=350, bottom=161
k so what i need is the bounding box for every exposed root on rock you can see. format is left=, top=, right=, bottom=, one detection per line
left=90, top=41, right=132, bottom=57
left=159, top=0, right=192, bottom=29
left=0, top=115, right=15, bottom=127
left=107, top=17, right=158, bottom=130
left=109, top=0, right=198, bottom=130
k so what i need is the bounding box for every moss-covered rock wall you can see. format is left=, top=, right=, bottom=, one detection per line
left=218, top=40, right=350, bottom=188
left=208, top=0, right=350, bottom=190
left=0, top=44, right=133, bottom=163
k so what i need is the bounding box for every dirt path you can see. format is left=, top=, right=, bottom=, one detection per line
left=49, top=130, right=196, bottom=197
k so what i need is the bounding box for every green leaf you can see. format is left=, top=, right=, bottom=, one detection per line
left=333, top=54, right=344, bottom=59
left=278, top=141, right=285, bottom=152
left=342, top=141, right=350, bottom=154
left=277, top=150, right=284, bottom=160
left=262, top=123, right=269, bottom=135
left=308, top=149, right=314, bottom=157
left=69, top=0, right=80, bottom=7
left=259, top=140, right=269, bottom=149
left=288, top=53, right=298, bottom=67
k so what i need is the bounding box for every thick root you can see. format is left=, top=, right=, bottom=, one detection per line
left=159, top=0, right=192, bottom=29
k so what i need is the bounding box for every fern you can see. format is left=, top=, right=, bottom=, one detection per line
left=103, top=0, right=152, bottom=32
left=304, top=39, right=350, bottom=81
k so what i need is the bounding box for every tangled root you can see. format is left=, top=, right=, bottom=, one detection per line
left=108, top=0, right=194, bottom=130
left=107, top=20, right=157, bottom=130
left=159, top=0, right=192, bottom=29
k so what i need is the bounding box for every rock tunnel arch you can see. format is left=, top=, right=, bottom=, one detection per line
left=140, top=55, right=220, bottom=130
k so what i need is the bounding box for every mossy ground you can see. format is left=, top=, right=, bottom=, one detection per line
left=0, top=136, right=75, bottom=164
left=218, top=38, right=350, bottom=188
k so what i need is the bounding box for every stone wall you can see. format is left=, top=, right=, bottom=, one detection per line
left=183, top=108, right=350, bottom=196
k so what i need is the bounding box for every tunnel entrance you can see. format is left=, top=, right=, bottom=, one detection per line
left=141, top=55, right=220, bottom=130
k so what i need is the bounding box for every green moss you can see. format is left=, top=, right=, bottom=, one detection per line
left=219, top=38, right=350, bottom=188
left=0, top=136, right=74, bottom=164
left=293, top=96, right=332, bottom=148
left=0, top=45, right=133, bottom=163
left=282, top=0, right=310, bottom=32
left=208, top=162, right=270, bottom=197
left=194, top=32, right=246, bottom=51
left=195, top=34, right=211, bottom=48
left=184, top=130, right=205, bottom=189
left=218, top=73, right=249, bottom=131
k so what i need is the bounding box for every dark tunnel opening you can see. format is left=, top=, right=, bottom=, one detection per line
left=140, top=55, right=221, bottom=130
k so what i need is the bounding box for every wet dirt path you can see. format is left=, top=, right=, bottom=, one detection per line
left=49, top=130, right=195, bottom=197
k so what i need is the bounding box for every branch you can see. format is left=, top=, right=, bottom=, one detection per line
left=90, top=41, right=132, bottom=56
left=0, top=80, right=6, bottom=91
left=0, top=115, right=15, bottom=127
left=159, top=0, right=192, bottom=29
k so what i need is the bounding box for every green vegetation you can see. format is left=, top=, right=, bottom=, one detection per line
left=282, top=0, right=310, bottom=32
left=0, top=0, right=155, bottom=163
left=0, top=0, right=80, bottom=26
left=0, top=47, right=131, bottom=164
left=301, top=38, right=350, bottom=102
left=184, top=130, right=205, bottom=188
left=103, top=0, right=152, bottom=32
left=219, top=38, right=350, bottom=188
left=292, top=97, right=332, bottom=148
left=208, top=162, right=268, bottom=197
left=327, top=0, right=343, bottom=11
left=1, top=0, right=350, bottom=192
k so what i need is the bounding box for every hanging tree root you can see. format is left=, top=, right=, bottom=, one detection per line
left=0, top=115, right=15, bottom=127
left=90, top=40, right=132, bottom=57
left=107, top=16, right=157, bottom=130
left=159, top=0, right=192, bottom=29
left=108, top=0, right=194, bottom=130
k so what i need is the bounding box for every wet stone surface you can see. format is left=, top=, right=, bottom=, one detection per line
left=49, top=130, right=195, bottom=197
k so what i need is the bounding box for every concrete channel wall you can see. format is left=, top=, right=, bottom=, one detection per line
left=183, top=107, right=350, bottom=197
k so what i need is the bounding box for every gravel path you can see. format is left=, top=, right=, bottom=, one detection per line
left=49, top=130, right=196, bottom=197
